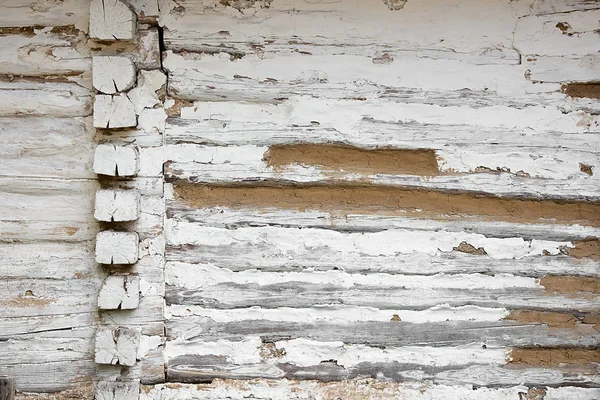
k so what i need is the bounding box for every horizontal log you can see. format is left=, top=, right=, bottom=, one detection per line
left=0, top=117, right=95, bottom=179
left=0, top=1, right=88, bottom=28
left=166, top=317, right=600, bottom=348
left=159, top=0, right=521, bottom=65
left=163, top=222, right=600, bottom=277
left=164, top=340, right=599, bottom=386
left=165, top=263, right=599, bottom=312
left=163, top=51, right=600, bottom=111
left=165, top=111, right=600, bottom=152
left=143, top=381, right=600, bottom=400
left=165, top=202, right=600, bottom=241
left=0, top=27, right=161, bottom=76
left=0, top=178, right=98, bottom=242
left=0, top=360, right=94, bottom=393
left=162, top=144, right=600, bottom=196
left=168, top=184, right=600, bottom=226
left=514, top=10, right=600, bottom=58
left=0, top=79, right=91, bottom=117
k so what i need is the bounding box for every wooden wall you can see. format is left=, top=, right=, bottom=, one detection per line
left=158, top=0, right=600, bottom=398
left=0, top=0, right=599, bottom=399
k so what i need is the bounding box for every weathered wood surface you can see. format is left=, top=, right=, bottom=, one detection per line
left=142, top=381, right=600, bottom=400
left=159, top=0, right=600, bottom=396
left=0, top=0, right=598, bottom=397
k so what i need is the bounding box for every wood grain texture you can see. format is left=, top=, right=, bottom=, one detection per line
left=158, top=0, right=600, bottom=393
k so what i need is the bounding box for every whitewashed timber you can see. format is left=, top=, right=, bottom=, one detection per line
left=94, top=144, right=140, bottom=176
left=1, top=0, right=599, bottom=399
left=93, top=56, right=137, bottom=94
left=89, top=0, right=136, bottom=40
left=95, top=326, right=142, bottom=366
left=98, top=275, right=140, bottom=310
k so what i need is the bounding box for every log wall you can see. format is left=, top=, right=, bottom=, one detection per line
left=0, top=0, right=599, bottom=398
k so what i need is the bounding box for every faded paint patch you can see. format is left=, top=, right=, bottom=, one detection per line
left=508, top=348, right=600, bottom=367
left=2, top=293, right=56, bottom=308
left=263, top=144, right=440, bottom=176
left=539, top=275, right=600, bottom=295
left=506, top=311, right=578, bottom=329
left=173, top=184, right=600, bottom=227
left=561, top=83, right=600, bottom=99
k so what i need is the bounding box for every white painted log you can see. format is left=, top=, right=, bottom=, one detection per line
left=94, top=94, right=137, bottom=129
left=95, top=380, right=140, bottom=400
left=0, top=118, right=95, bottom=179
left=95, top=327, right=141, bottom=367
left=0, top=0, right=89, bottom=30
left=95, top=189, right=141, bottom=222
left=141, top=382, right=600, bottom=400
left=162, top=143, right=600, bottom=184
left=96, top=231, right=140, bottom=265
left=93, top=56, right=136, bottom=94
left=0, top=80, right=92, bottom=117
left=94, top=144, right=139, bottom=177
left=90, top=0, right=137, bottom=41
left=98, top=275, right=140, bottom=310
left=159, top=0, right=520, bottom=65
